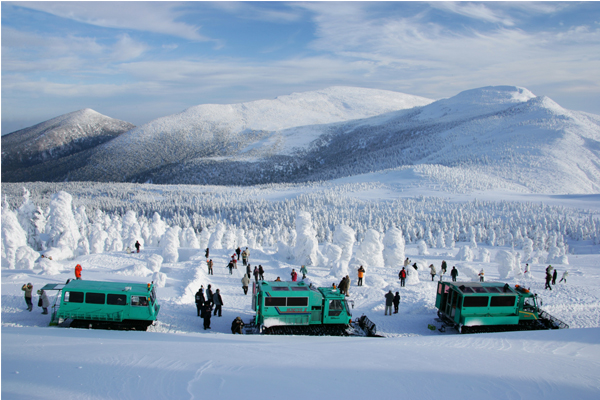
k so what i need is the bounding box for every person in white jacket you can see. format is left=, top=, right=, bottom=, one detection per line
left=559, top=270, right=569, bottom=283
left=39, top=289, right=50, bottom=314
left=429, top=264, right=437, bottom=281
left=479, top=269, right=485, bottom=282
left=241, top=274, right=251, bottom=295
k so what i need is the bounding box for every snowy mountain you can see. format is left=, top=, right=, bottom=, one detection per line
left=5, top=86, right=600, bottom=194
left=1, top=109, right=135, bottom=182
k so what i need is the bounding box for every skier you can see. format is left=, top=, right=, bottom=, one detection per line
left=231, top=317, right=244, bottom=334
left=38, top=289, right=50, bottom=315
left=300, top=265, right=308, bottom=279
left=206, top=284, right=214, bottom=306
left=393, top=292, right=401, bottom=314
left=291, top=269, right=298, bottom=282
left=357, top=266, right=365, bottom=286
left=451, top=266, right=458, bottom=282
left=559, top=270, right=569, bottom=283
left=399, top=267, right=406, bottom=287
left=213, top=289, right=223, bottom=317
left=253, top=266, right=259, bottom=283
left=429, top=264, right=436, bottom=281
left=21, top=283, right=33, bottom=311
left=384, top=290, right=394, bottom=316
left=75, top=264, right=82, bottom=280
left=241, top=274, right=250, bottom=295
left=242, top=248, right=249, bottom=266
left=258, top=265, right=265, bottom=280
left=479, top=269, right=485, bottom=282
left=201, top=303, right=212, bottom=330
left=552, top=269, right=558, bottom=285
left=207, top=259, right=214, bottom=275
left=195, top=287, right=205, bottom=316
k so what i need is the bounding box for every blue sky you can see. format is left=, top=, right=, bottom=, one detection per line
left=2, top=1, right=600, bottom=133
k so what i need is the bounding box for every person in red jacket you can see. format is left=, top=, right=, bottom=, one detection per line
left=75, top=264, right=82, bottom=280
left=291, top=269, right=298, bottom=282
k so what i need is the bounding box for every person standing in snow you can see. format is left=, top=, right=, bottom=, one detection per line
left=451, top=266, right=458, bottom=282
left=343, top=275, right=351, bottom=296
left=231, top=317, right=244, bottom=334
left=231, top=255, right=237, bottom=269
left=258, top=265, right=265, bottom=280
left=236, top=247, right=241, bottom=261
left=357, top=266, right=365, bottom=286
left=399, top=267, right=407, bottom=287
left=205, top=248, right=210, bottom=259
left=228, top=260, right=234, bottom=275
left=552, top=269, right=558, bottom=285
left=385, top=290, right=394, bottom=316
left=479, top=269, right=485, bottom=282
left=38, top=289, right=50, bottom=315
left=559, top=270, right=569, bottom=283
left=338, top=276, right=347, bottom=295
left=429, top=264, right=436, bottom=281
left=206, top=284, right=214, bottom=306
left=246, top=263, right=252, bottom=278
left=404, top=257, right=410, bottom=268
left=195, top=287, right=205, bottom=316
left=213, top=289, right=223, bottom=317
left=22, top=283, right=33, bottom=311
left=524, top=263, right=529, bottom=276
left=207, top=259, right=214, bottom=275
left=300, top=265, right=308, bottom=279
left=75, top=264, right=82, bottom=280
left=201, top=303, right=212, bottom=330
left=135, top=241, right=141, bottom=253
left=291, top=269, right=298, bottom=282
left=545, top=271, right=553, bottom=290
left=242, top=248, right=249, bottom=266
left=241, top=274, right=250, bottom=295
left=253, top=266, right=259, bottom=283
left=393, top=292, right=401, bottom=314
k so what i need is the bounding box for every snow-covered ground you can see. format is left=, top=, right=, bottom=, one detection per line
left=2, top=175, right=600, bottom=399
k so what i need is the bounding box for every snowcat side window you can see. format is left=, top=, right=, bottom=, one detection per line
left=463, top=296, right=489, bottom=307
left=490, top=296, right=516, bottom=307
left=107, top=294, right=127, bottom=306
left=85, top=292, right=106, bottom=305
left=287, top=297, right=308, bottom=306
left=265, top=297, right=286, bottom=307
left=65, top=291, right=84, bottom=303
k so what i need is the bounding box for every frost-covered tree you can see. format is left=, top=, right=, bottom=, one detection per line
left=221, top=227, right=236, bottom=250
left=332, top=224, right=355, bottom=275
left=294, top=211, right=319, bottom=266
left=480, top=248, right=491, bottom=263
left=17, top=188, right=39, bottom=250
left=522, top=238, right=534, bottom=263
left=147, top=254, right=163, bottom=273
left=121, top=210, right=142, bottom=249
left=456, top=245, right=474, bottom=262
left=2, top=203, right=29, bottom=269
left=16, top=246, right=39, bottom=270
left=45, top=191, right=80, bottom=257
left=74, top=237, right=90, bottom=257
left=89, top=223, right=109, bottom=254
left=147, top=212, right=167, bottom=247
left=161, top=226, right=181, bottom=263
left=208, top=223, right=226, bottom=250
left=353, top=229, right=384, bottom=269
left=495, top=250, right=515, bottom=279
left=180, top=227, right=200, bottom=248
left=382, top=226, right=405, bottom=268
left=436, top=230, right=446, bottom=249
left=417, top=240, right=429, bottom=256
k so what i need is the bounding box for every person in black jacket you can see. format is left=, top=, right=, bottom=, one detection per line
left=201, top=303, right=212, bottom=330
left=393, top=292, right=401, bottom=314
left=206, top=284, right=214, bottom=306
left=195, top=286, right=205, bottom=316
left=451, top=266, right=458, bottom=282
left=231, top=317, right=244, bottom=334
left=258, top=265, right=265, bottom=280
left=552, top=269, right=558, bottom=285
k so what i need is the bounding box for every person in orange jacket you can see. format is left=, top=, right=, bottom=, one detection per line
left=357, top=266, right=365, bottom=286
left=75, top=264, right=82, bottom=280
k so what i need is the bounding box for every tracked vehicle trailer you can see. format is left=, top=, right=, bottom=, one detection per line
left=246, top=280, right=378, bottom=336
left=435, top=281, right=568, bottom=334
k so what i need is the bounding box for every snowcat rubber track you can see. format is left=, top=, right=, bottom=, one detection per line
left=263, top=324, right=349, bottom=336
left=69, top=319, right=150, bottom=331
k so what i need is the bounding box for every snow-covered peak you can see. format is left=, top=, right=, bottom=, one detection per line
left=417, top=86, right=536, bottom=121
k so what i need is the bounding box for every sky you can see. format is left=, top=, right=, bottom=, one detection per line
left=2, top=1, right=600, bottom=134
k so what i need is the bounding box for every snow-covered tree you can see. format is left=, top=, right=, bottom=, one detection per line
left=294, top=211, right=319, bottom=266
left=456, top=245, right=474, bottom=262
left=181, top=227, right=200, bottom=248
left=121, top=210, right=142, bottom=249
left=417, top=240, right=429, bottom=256
left=495, top=250, right=515, bottom=279
left=161, top=226, right=181, bottom=263
left=382, top=226, right=405, bottom=268
left=17, top=188, right=39, bottom=250
left=208, top=223, right=226, bottom=250
left=45, top=191, right=80, bottom=258
left=353, top=229, right=384, bottom=269
left=147, top=212, right=167, bottom=247
left=89, top=223, right=108, bottom=254
left=2, top=203, right=28, bottom=269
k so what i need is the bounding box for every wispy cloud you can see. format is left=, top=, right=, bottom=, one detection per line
left=433, top=2, right=515, bottom=26
left=11, top=1, right=212, bottom=41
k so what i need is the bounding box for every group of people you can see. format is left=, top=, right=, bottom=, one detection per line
left=21, top=283, right=50, bottom=315
left=545, top=265, right=568, bottom=290
left=384, top=290, right=401, bottom=315
left=194, top=284, right=224, bottom=330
